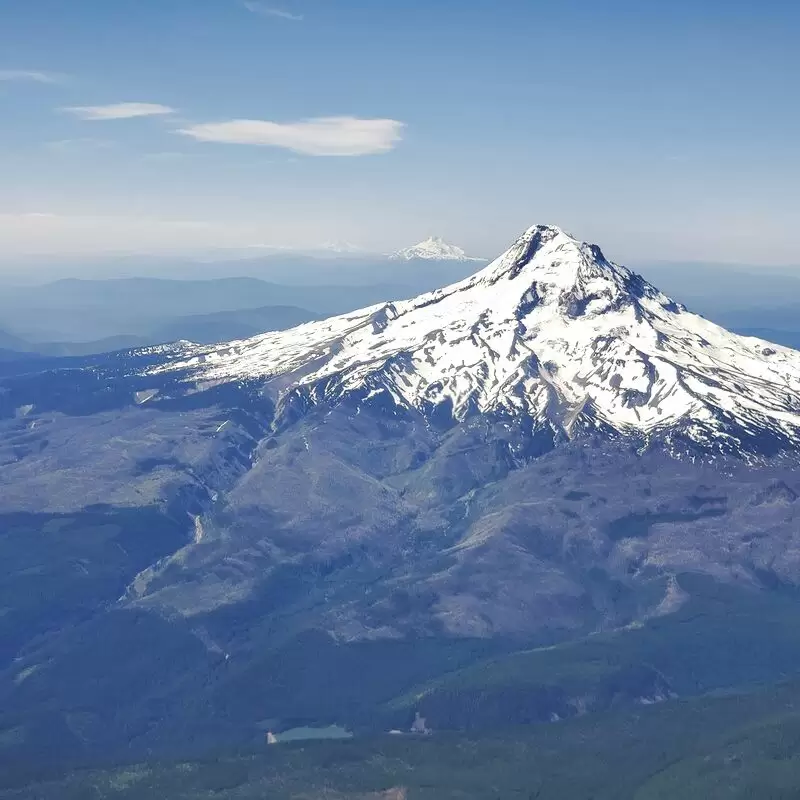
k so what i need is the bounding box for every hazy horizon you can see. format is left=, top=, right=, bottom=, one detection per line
left=3, top=0, right=800, bottom=267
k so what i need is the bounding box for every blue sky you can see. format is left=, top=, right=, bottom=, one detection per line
left=1, top=0, right=799, bottom=265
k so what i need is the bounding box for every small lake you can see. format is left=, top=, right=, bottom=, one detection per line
left=275, top=725, right=353, bottom=743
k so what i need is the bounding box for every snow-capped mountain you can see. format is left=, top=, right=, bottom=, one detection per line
left=156, top=225, right=800, bottom=458
left=390, top=236, right=481, bottom=262
left=316, top=240, right=368, bottom=255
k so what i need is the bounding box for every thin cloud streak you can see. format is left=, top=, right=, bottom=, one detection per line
left=243, top=1, right=303, bottom=21
left=0, top=69, right=65, bottom=84
left=176, top=116, right=405, bottom=156
left=63, top=102, right=176, bottom=121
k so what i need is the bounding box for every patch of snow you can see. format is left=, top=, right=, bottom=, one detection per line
left=134, top=389, right=159, bottom=405
left=192, top=515, right=205, bottom=544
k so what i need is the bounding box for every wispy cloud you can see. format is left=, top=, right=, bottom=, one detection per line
left=0, top=69, right=65, bottom=84
left=243, top=1, right=303, bottom=21
left=176, top=116, right=405, bottom=156
left=63, top=102, right=176, bottom=121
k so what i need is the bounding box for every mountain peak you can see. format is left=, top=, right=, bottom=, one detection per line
left=470, top=224, right=634, bottom=308
left=151, top=223, right=800, bottom=458
left=318, top=240, right=365, bottom=254
left=390, top=236, right=480, bottom=262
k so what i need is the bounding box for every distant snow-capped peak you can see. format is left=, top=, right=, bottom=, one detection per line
left=390, top=236, right=480, bottom=262
left=317, top=241, right=367, bottom=255
left=153, top=224, right=800, bottom=458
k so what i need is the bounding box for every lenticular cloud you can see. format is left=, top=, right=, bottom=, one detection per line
left=177, top=116, right=405, bottom=156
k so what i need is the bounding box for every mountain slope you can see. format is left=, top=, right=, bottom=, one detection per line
left=733, top=327, right=800, bottom=352
left=151, top=225, right=800, bottom=458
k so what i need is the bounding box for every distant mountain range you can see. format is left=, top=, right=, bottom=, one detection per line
left=2, top=243, right=800, bottom=361
left=0, top=277, right=386, bottom=347
left=0, top=305, right=319, bottom=360
left=0, top=248, right=485, bottom=352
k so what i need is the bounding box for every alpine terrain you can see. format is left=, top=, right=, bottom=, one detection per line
left=155, top=224, right=800, bottom=455
left=1, top=224, right=800, bottom=762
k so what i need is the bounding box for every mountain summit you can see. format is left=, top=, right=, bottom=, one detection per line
left=157, top=224, right=800, bottom=458
left=390, top=236, right=480, bottom=262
